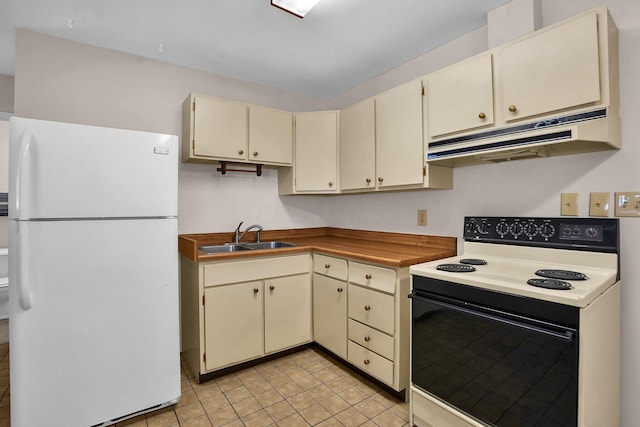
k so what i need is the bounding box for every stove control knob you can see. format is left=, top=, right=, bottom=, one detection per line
left=523, top=222, right=538, bottom=237
left=496, top=221, right=509, bottom=237
left=586, top=226, right=599, bottom=238
left=477, top=222, right=489, bottom=234
left=510, top=222, right=524, bottom=237
left=465, top=220, right=476, bottom=234
left=539, top=223, right=555, bottom=238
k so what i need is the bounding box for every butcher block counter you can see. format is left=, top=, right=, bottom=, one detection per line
left=178, top=227, right=457, bottom=267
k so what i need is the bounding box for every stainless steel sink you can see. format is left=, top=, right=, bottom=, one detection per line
left=242, top=241, right=297, bottom=250
left=198, top=241, right=296, bottom=254
left=199, top=244, right=252, bottom=254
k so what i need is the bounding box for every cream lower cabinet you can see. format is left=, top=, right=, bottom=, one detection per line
left=312, top=254, right=348, bottom=359
left=181, top=253, right=311, bottom=381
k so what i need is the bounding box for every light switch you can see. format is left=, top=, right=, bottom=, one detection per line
left=589, top=192, right=610, bottom=217
left=614, top=192, right=640, bottom=217
left=561, top=193, right=579, bottom=216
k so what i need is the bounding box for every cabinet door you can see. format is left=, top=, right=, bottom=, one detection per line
left=427, top=53, right=494, bottom=137
left=193, top=95, right=247, bottom=160
left=313, top=273, right=347, bottom=359
left=501, top=11, right=600, bottom=122
left=204, top=282, right=263, bottom=370
left=249, top=106, right=293, bottom=165
left=294, top=111, right=338, bottom=192
left=264, top=274, right=311, bottom=353
left=340, top=98, right=376, bottom=191
left=375, top=80, right=424, bottom=188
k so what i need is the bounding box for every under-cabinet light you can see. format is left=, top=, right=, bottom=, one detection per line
left=271, top=0, right=321, bottom=18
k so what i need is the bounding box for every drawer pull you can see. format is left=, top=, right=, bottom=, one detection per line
left=365, top=274, right=372, bottom=280
left=337, top=287, right=343, bottom=293
left=364, top=305, right=371, bottom=311
left=269, top=285, right=275, bottom=291
left=253, top=288, right=259, bottom=293
left=324, top=264, right=331, bottom=269
left=238, top=149, right=244, bottom=155
left=364, top=336, right=370, bottom=342
left=363, top=359, right=370, bottom=365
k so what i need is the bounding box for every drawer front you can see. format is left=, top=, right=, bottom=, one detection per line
left=348, top=341, right=393, bottom=385
left=348, top=319, right=394, bottom=361
left=349, top=261, right=396, bottom=294
left=313, top=254, right=348, bottom=281
left=204, top=254, right=310, bottom=286
left=348, top=284, right=394, bottom=335
left=412, top=388, right=480, bottom=427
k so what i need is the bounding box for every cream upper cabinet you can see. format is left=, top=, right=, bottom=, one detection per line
left=426, top=53, right=495, bottom=138
left=264, top=274, right=312, bottom=354
left=500, top=11, right=601, bottom=122
left=182, top=93, right=293, bottom=166
left=340, top=98, right=376, bottom=191
left=294, top=111, right=339, bottom=193
left=375, top=80, right=425, bottom=188
left=248, top=105, right=293, bottom=165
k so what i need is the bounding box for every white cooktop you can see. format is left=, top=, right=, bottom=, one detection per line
left=410, top=242, right=619, bottom=308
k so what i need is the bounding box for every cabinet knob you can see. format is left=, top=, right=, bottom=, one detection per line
left=253, top=151, right=258, bottom=156
left=238, top=149, right=244, bottom=155
left=365, top=274, right=372, bottom=280
left=337, top=287, right=343, bottom=293
left=253, top=288, right=259, bottom=293
left=378, top=177, right=383, bottom=183
left=324, top=264, right=330, bottom=269
left=508, top=105, right=517, bottom=113
left=328, top=181, right=334, bottom=187
left=364, top=336, right=371, bottom=342
left=269, top=285, right=275, bottom=291
left=363, top=359, right=370, bottom=365
left=365, top=178, right=371, bottom=184
left=364, top=305, right=371, bottom=311
left=478, top=112, right=486, bottom=119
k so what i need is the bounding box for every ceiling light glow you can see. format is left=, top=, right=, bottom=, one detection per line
left=271, top=0, right=321, bottom=18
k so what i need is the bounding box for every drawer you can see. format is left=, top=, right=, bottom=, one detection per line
left=348, top=341, right=393, bottom=386
left=348, top=284, right=394, bottom=335
left=411, top=387, right=481, bottom=427
left=349, top=261, right=396, bottom=294
left=348, top=319, right=394, bottom=361
left=313, top=254, right=348, bottom=281
left=204, top=253, right=310, bottom=286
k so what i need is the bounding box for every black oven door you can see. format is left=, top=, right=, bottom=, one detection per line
left=411, top=290, right=578, bottom=427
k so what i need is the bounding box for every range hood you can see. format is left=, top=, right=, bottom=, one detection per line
left=426, top=108, right=620, bottom=167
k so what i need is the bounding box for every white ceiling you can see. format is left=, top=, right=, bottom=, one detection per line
left=0, top=0, right=511, bottom=99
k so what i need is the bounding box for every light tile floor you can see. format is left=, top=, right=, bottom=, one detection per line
left=0, top=336, right=409, bottom=426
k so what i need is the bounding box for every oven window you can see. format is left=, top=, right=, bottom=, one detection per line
left=412, top=295, right=578, bottom=427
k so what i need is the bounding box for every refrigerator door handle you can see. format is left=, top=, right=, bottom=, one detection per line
left=15, top=130, right=33, bottom=220
left=16, top=222, right=33, bottom=310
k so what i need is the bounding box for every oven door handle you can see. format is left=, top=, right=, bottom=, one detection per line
left=412, top=293, right=576, bottom=342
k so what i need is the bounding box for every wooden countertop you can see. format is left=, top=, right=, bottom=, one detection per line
left=178, top=227, right=457, bottom=268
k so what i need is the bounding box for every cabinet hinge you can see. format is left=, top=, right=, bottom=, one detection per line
left=202, top=294, right=205, bottom=305
left=423, top=166, right=427, bottom=176
left=192, top=139, right=195, bottom=150
left=203, top=353, right=206, bottom=363
left=192, top=101, right=195, bottom=112
left=421, top=85, right=425, bottom=96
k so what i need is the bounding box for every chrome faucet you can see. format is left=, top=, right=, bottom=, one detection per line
left=234, top=221, right=263, bottom=243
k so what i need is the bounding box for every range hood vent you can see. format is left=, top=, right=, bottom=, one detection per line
left=427, top=108, right=619, bottom=167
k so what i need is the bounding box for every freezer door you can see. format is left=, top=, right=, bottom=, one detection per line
left=9, top=117, right=178, bottom=220
left=9, top=218, right=180, bottom=427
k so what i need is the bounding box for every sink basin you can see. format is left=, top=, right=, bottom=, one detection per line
left=242, top=241, right=297, bottom=250
left=199, top=244, right=252, bottom=254
left=198, top=241, right=297, bottom=254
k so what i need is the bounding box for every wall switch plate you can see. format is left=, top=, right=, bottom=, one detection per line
left=561, top=193, right=579, bottom=216
left=589, top=192, right=610, bottom=217
left=614, top=192, right=640, bottom=217
left=417, top=209, right=427, bottom=226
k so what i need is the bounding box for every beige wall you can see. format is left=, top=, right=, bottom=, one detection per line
left=0, top=74, right=13, bottom=114
left=12, top=1, right=640, bottom=424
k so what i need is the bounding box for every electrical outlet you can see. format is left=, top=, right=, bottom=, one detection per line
left=417, top=209, right=427, bottom=226
left=561, top=193, right=579, bottom=216
left=614, top=192, right=640, bottom=217
left=589, top=192, right=610, bottom=217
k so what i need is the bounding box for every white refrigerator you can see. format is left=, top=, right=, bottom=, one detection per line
left=8, top=117, right=181, bottom=426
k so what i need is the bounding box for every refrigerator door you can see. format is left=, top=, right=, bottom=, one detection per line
left=9, top=218, right=180, bottom=427
left=9, top=117, right=178, bottom=220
